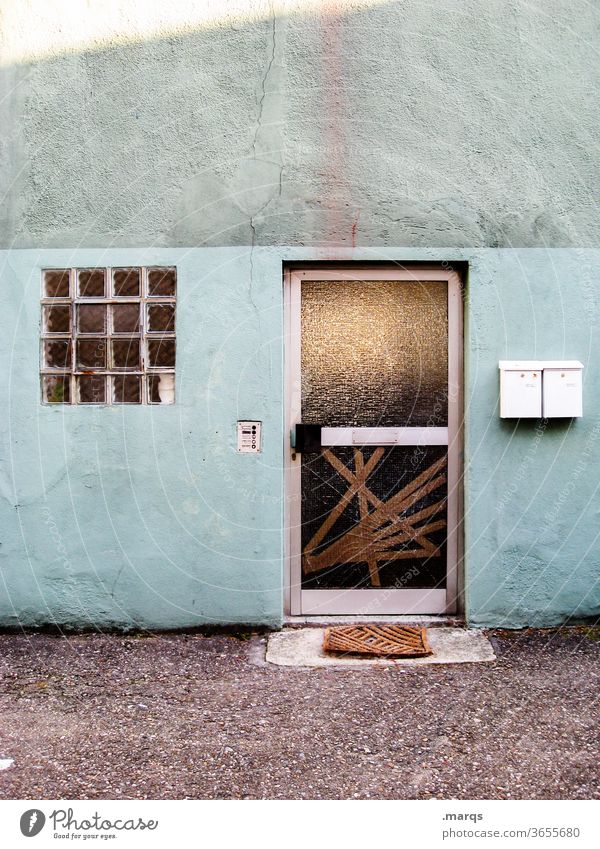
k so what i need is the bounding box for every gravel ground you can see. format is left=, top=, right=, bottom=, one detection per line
left=0, top=627, right=598, bottom=800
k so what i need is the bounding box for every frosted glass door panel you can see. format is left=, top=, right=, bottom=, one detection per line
left=301, top=280, right=448, bottom=427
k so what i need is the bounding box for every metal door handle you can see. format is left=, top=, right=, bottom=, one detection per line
left=293, top=424, right=322, bottom=453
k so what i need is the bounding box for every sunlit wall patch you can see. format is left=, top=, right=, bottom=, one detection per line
left=40, top=266, right=177, bottom=405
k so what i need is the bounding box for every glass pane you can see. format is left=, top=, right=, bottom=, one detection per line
left=43, top=269, right=70, bottom=298
left=113, top=267, right=141, bottom=297
left=147, top=267, right=176, bottom=297
left=43, top=304, right=71, bottom=333
left=76, top=339, right=107, bottom=370
left=112, top=304, right=140, bottom=333
left=147, top=337, right=175, bottom=368
left=77, top=375, right=106, bottom=404
left=147, top=303, right=175, bottom=332
left=112, top=338, right=140, bottom=370
left=301, top=280, right=448, bottom=427
left=42, top=375, right=70, bottom=403
left=77, top=304, right=106, bottom=334
left=43, top=339, right=71, bottom=369
left=147, top=373, right=175, bottom=404
left=301, top=446, right=447, bottom=590
left=77, top=268, right=106, bottom=297
left=113, top=375, right=141, bottom=404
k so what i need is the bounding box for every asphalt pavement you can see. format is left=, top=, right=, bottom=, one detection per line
left=0, top=627, right=598, bottom=799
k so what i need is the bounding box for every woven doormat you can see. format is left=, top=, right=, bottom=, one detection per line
left=323, top=625, right=432, bottom=658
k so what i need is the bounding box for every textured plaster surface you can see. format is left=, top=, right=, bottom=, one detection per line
left=1, top=246, right=600, bottom=629
left=1, top=0, right=599, bottom=628
left=1, top=0, right=599, bottom=248
left=0, top=248, right=284, bottom=629
left=464, top=248, right=600, bottom=628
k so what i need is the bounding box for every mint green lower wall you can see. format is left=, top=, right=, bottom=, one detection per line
left=1, top=247, right=599, bottom=629
left=0, top=247, right=284, bottom=630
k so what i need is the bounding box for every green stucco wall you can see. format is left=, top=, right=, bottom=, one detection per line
left=2, top=247, right=599, bottom=629
left=1, top=248, right=285, bottom=628
left=1, top=2, right=599, bottom=628
left=2, top=0, right=598, bottom=250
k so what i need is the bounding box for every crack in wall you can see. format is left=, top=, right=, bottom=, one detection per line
left=249, top=5, right=283, bottom=309
left=251, top=6, right=277, bottom=162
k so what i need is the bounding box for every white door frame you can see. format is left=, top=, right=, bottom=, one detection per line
left=283, top=264, right=463, bottom=617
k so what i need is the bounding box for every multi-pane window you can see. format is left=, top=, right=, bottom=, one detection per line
left=41, top=267, right=176, bottom=405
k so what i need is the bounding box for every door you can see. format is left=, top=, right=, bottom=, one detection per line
left=285, top=266, right=462, bottom=616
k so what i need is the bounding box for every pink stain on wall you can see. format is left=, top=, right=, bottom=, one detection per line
left=320, top=1, right=358, bottom=253
left=351, top=208, right=361, bottom=247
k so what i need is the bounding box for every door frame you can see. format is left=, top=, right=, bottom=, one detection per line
left=283, top=264, right=463, bottom=618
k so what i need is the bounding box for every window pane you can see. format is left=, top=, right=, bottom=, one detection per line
left=43, top=269, right=70, bottom=298
left=147, top=337, right=176, bottom=368
left=148, top=373, right=175, bottom=404
left=43, top=305, right=71, bottom=333
left=77, top=304, right=106, bottom=334
left=147, top=303, right=175, bottom=332
left=43, top=339, right=71, bottom=370
left=76, top=339, right=107, bottom=370
left=40, top=265, right=177, bottom=406
left=147, top=267, right=176, bottom=297
left=113, top=268, right=141, bottom=297
left=77, top=268, right=106, bottom=297
left=77, top=375, right=106, bottom=404
left=42, top=375, right=70, bottom=403
left=113, top=375, right=141, bottom=403
left=112, top=304, right=140, bottom=333
left=301, top=280, right=448, bottom=427
left=301, top=446, right=447, bottom=589
left=112, top=338, right=141, bottom=370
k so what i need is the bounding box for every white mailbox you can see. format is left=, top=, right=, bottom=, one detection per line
left=499, top=362, right=542, bottom=418
left=543, top=363, right=583, bottom=418
left=499, top=361, right=583, bottom=419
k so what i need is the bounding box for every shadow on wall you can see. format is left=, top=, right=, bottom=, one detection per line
left=1, top=0, right=599, bottom=249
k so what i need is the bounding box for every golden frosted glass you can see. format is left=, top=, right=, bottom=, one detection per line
left=301, top=280, right=448, bottom=427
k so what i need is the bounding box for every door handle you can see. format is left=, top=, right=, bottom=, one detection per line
left=293, top=424, right=322, bottom=453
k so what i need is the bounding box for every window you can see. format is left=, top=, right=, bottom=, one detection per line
left=41, top=267, right=176, bottom=405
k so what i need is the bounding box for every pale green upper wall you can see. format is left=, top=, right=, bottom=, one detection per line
left=1, top=0, right=599, bottom=249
